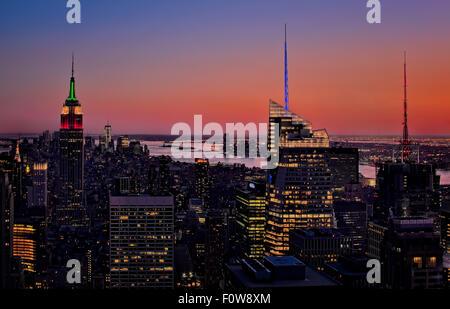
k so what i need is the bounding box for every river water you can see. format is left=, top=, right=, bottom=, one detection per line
left=143, top=141, right=450, bottom=185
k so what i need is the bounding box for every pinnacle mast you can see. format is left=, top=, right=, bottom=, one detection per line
left=284, top=24, right=289, bottom=111
left=401, top=52, right=410, bottom=162
left=68, top=53, right=76, bottom=101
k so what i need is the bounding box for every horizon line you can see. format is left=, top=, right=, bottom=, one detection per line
left=1, top=132, right=450, bottom=138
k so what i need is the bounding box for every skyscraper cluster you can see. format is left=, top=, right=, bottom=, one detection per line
left=0, top=27, right=448, bottom=291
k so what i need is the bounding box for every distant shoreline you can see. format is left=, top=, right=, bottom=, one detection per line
left=1, top=133, right=450, bottom=140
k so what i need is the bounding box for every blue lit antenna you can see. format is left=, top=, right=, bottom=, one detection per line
left=284, top=24, right=289, bottom=110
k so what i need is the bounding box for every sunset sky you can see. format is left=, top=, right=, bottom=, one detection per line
left=0, top=0, right=449, bottom=135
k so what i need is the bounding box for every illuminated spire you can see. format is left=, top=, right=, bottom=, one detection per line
left=284, top=24, right=289, bottom=111
left=67, top=53, right=77, bottom=101
left=401, top=51, right=410, bottom=162
left=14, top=142, right=21, bottom=163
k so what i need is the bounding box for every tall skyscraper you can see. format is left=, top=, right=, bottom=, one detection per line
left=99, top=136, right=107, bottom=152
left=57, top=56, right=86, bottom=226
left=12, top=221, right=37, bottom=288
left=328, top=147, right=359, bottom=196
left=31, top=163, right=47, bottom=209
left=12, top=142, right=23, bottom=207
left=265, top=101, right=333, bottom=256
left=104, top=122, right=112, bottom=150
left=441, top=205, right=450, bottom=288
left=0, top=173, right=14, bottom=288
left=194, top=158, right=210, bottom=210
left=374, top=162, right=440, bottom=223
left=109, top=192, right=174, bottom=288
left=204, top=209, right=225, bottom=289
left=373, top=55, right=440, bottom=224
left=40, top=130, right=51, bottom=153
left=235, top=182, right=266, bottom=258
left=148, top=156, right=171, bottom=195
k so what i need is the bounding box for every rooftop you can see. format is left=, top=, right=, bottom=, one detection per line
left=110, top=194, right=173, bottom=206
left=264, top=256, right=302, bottom=267
left=226, top=256, right=338, bottom=288
left=227, top=263, right=338, bottom=288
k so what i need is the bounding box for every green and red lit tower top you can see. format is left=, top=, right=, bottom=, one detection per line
left=60, top=54, right=83, bottom=130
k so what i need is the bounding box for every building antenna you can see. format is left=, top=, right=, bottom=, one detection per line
left=284, top=24, right=289, bottom=111
left=401, top=51, right=410, bottom=162
left=72, top=52, right=74, bottom=77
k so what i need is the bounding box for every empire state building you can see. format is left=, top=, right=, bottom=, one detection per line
left=57, top=56, right=86, bottom=227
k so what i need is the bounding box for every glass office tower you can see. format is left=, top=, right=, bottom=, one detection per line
left=265, top=101, right=333, bottom=256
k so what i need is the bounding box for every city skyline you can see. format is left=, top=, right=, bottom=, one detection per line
left=1, top=1, right=449, bottom=293
left=1, top=0, right=450, bottom=135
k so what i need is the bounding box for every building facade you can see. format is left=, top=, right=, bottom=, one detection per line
left=109, top=194, right=174, bottom=288
left=328, top=147, right=359, bottom=195
left=265, top=101, right=333, bottom=256
left=333, top=200, right=367, bottom=254
left=235, top=182, right=266, bottom=258
left=383, top=217, right=442, bottom=289
left=0, top=173, right=14, bottom=288
left=58, top=60, right=86, bottom=227
left=441, top=205, right=450, bottom=288
left=195, top=158, right=210, bottom=210
left=374, top=162, right=440, bottom=223
left=31, top=163, right=47, bottom=208
left=289, top=228, right=353, bottom=271
left=12, top=221, right=37, bottom=287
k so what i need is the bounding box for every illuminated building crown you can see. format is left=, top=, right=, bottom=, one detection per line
left=60, top=54, right=83, bottom=130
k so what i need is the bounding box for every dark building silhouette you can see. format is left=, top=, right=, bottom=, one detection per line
left=441, top=205, right=450, bottom=288
left=113, top=177, right=139, bottom=196
left=367, top=221, right=388, bottom=260
left=174, top=244, right=199, bottom=288
left=0, top=173, right=14, bottom=288
left=289, top=228, right=353, bottom=271
left=27, top=206, right=47, bottom=288
left=333, top=200, right=368, bottom=254
left=324, top=255, right=371, bottom=288
left=383, top=217, right=442, bottom=289
left=148, top=156, right=171, bottom=195
left=374, top=162, right=440, bottom=223
left=328, top=147, right=359, bottom=195
left=190, top=222, right=206, bottom=286
left=84, top=136, right=94, bottom=151
left=204, top=209, right=225, bottom=288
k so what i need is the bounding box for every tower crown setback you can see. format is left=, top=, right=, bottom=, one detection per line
left=61, top=55, right=83, bottom=130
